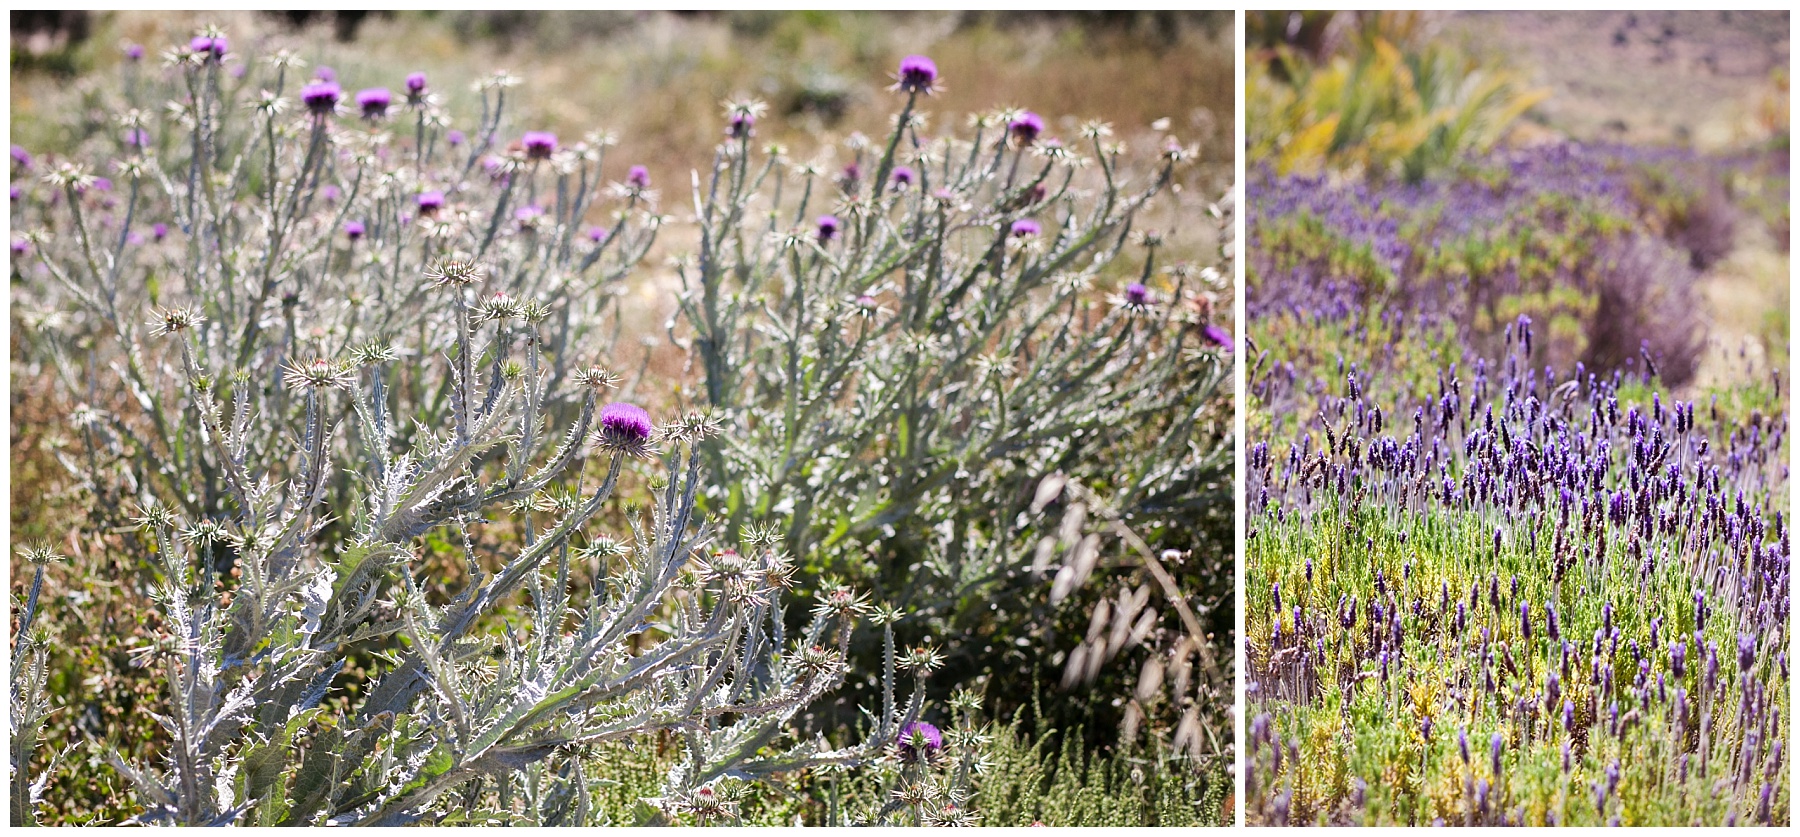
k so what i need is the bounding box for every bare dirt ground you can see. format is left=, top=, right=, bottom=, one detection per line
left=1444, top=10, right=1788, bottom=148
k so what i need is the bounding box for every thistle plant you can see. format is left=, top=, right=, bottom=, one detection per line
left=13, top=31, right=660, bottom=546
left=10, top=27, right=923, bottom=826
left=670, top=55, right=1235, bottom=730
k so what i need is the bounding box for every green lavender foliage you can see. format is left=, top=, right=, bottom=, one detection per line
left=974, top=714, right=1228, bottom=826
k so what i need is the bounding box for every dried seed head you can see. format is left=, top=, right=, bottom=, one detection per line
left=284, top=357, right=354, bottom=391
left=573, top=366, right=621, bottom=391
left=811, top=585, right=870, bottom=621
left=900, top=644, right=946, bottom=674
left=473, top=290, right=522, bottom=322
left=149, top=305, right=205, bottom=336
left=20, top=543, right=65, bottom=565
left=797, top=643, right=840, bottom=676
left=350, top=341, right=397, bottom=366
left=660, top=410, right=723, bottom=444
left=424, top=258, right=483, bottom=288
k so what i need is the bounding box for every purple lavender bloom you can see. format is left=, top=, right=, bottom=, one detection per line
left=897, top=720, right=943, bottom=762
left=1009, top=111, right=1045, bottom=146
left=1738, top=634, right=1756, bottom=672
left=892, top=166, right=915, bottom=188
left=1124, top=282, right=1154, bottom=307
left=897, top=54, right=939, bottom=95
left=405, top=71, right=428, bottom=102
left=356, top=87, right=392, bottom=119
left=521, top=131, right=558, bottom=160
left=816, top=214, right=841, bottom=242
left=124, top=43, right=144, bottom=61
left=11, top=145, right=31, bottom=169
left=344, top=220, right=365, bottom=240
left=447, top=129, right=466, bottom=147
left=1010, top=218, right=1041, bottom=238
left=152, top=222, right=168, bottom=241
left=301, top=80, right=342, bottom=116
left=417, top=190, right=445, bottom=215
left=627, top=165, right=651, bottom=189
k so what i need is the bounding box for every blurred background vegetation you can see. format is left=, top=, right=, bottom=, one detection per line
left=1245, top=9, right=1787, bottom=390
left=11, top=10, right=1235, bottom=824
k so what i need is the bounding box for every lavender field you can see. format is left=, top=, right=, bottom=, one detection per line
left=8, top=12, right=1235, bottom=825
left=1244, top=11, right=1790, bottom=827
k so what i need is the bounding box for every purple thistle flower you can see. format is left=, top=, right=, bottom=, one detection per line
left=897, top=720, right=943, bottom=762
left=123, top=128, right=151, bottom=148
left=127, top=230, right=144, bottom=246
left=301, top=81, right=342, bottom=116
left=897, top=54, right=939, bottom=95
left=1010, top=218, right=1041, bottom=238
left=587, top=226, right=608, bottom=243
left=314, top=65, right=336, bottom=83
left=344, top=220, right=365, bottom=240
left=892, top=166, right=915, bottom=188
left=190, top=35, right=227, bottom=59
left=521, top=131, right=558, bottom=160
left=816, top=215, right=841, bottom=242
left=8, top=185, right=19, bottom=202
left=356, top=87, right=392, bottom=119
left=726, top=110, right=755, bottom=140
left=321, top=184, right=341, bottom=203
left=1205, top=323, right=1234, bottom=350
left=152, top=222, right=168, bottom=241
left=11, top=145, right=31, bottom=169
left=124, top=43, right=144, bottom=61
left=1009, top=111, right=1045, bottom=146
left=417, top=190, right=445, bottom=215
left=514, top=204, right=544, bottom=226
left=1124, top=282, right=1154, bottom=307
left=627, top=165, right=651, bottom=189
left=447, top=129, right=466, bottom=147
left=405, top=71, right=428, bottom=101
left=11, top=238, right=30, bottom=256
left=598, top=403, right=654, bottom=455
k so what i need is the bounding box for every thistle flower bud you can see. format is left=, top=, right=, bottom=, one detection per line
left=897, top=721, right=943, bottom=763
